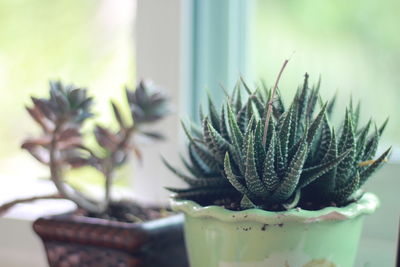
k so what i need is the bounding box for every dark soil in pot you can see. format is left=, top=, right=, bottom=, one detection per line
left=83, top=200, right=170, bottom=223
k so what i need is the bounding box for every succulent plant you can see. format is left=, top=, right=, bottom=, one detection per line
left=302, top=100, right=390, bottom=206
left=166, top=74, right=390, bottom=210
left=126, top=81, right=170, bottom=125
left=12, top=80, right=169, bottom=216
left=22, top=81, right=93, bottom=170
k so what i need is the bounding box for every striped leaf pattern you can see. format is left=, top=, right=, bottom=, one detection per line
left=166, top=75, right=391, bottom=210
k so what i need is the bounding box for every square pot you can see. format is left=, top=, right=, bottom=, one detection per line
left=33, top=213, right=189, bottom=267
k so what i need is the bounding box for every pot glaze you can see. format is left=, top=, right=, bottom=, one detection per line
left=171, top=192, right=379, bottom=267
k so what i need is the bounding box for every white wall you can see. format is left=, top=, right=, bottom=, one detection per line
left=132, top=0, right=187, bottom=205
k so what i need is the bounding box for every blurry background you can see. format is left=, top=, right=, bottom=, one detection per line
left=0, top=0, right=135, bottom=186
left=1, top=0, right=399, bottom=189
left=252, top=0, right=400, bottom=146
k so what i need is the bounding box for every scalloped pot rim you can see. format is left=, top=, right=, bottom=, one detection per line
left=170, top=192, right=379, bottom=224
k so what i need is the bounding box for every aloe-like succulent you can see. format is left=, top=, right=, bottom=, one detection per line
left=166, top=74, right=390, bottom=210
left=17, top=80, right=169, bottom=216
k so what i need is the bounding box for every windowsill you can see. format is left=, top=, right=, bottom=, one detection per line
left=0, top=157, right=398, bottom=266
left=0, top=197, right=396, bottom=267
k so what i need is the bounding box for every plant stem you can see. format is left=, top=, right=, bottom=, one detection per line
left=262, top=59, right=290, bottom=146
left=0, top=193, right=62, bottom=216
left=50, top=124, right=103, bottom=213
left=103, top=126, right=135, bottom=210
left=104, top=168, right=113, bottom=210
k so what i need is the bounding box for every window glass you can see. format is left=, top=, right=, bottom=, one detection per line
left=251, top=0, right=400, bottom=144
left=0, top=0, right=135, bottom=180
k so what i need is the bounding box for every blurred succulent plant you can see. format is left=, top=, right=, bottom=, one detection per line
left=126, top=81, right=170, bottom=124
left=1, top=80, right=169, bottom=216
left=166, top=67, right=390, bottom=211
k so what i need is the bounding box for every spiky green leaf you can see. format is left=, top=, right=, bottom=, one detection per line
left=331, top=171, right=360, bottom=204
left=224, top=153, right=249, bottom=196
left=227, top=103, right=244, bottom=148
left=299, top=149, right=351, bottom=188
left=270, top=141, right=308, bottom=203
left=262, top=133, right=279, bottom=193
left=244, top=134, right=268, bottom=197
left=336, top=110, right=356, bottom=187
left=163, top=157, right=226, bottom=187
left=208, top=94, right=220, bottom=131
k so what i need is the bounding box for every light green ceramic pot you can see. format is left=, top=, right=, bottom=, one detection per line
left=171, top=192, right=379, bottom=267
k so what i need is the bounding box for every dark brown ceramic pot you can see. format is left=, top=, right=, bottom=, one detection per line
left=33, top=213, right=189, bottom=267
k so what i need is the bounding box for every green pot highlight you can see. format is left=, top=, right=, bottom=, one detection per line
left=171, top=192, right=379, bottom=267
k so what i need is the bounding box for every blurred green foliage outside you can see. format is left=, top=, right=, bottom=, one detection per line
left=252, top=0, right=400, bottom=144
left=0, top=0, right=135, bottom=186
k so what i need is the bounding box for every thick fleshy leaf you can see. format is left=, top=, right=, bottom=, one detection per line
left=296, top=73, right=310, bottom=132
left=352, top=101, right=361, bottom=130
left=181, top=121, right=220, bottom=172
left=270, top=141, right=307, bottom=203
left=254, top=121, right=267, bottom=175
left=51, top=87, right=69, bottom=114
left=237, top=100, right=250, bottom=133
left=220, top=106, right=230, bottom=141
left=318, top=129, right=339, bottom=192
left=331, top=171, right=360, bottom=204
left=111, top=102, right=126, bottom=128
left=362, top=125, right=379, bottom=161
left=199, top=104, right=205, bottom=123
left=188, top=144, right=214, bottom=176
left=242, top=116, right=255, bottom=155
left=314, top=112, right=332, bottom=161
left=227, top=103, right=244, bottom=148
left=250, top=93, right=266, bottom=118
left=240, top=77, right=253, bottom=95
left=180, top=153, right=204, bottom=178
left=263, top=115, right=275, bottom=151
left=354, top=120, right=371, bottom=163
left=275, top=137, right=286, bottom=178
left=278, top=105, right=294, bottom=166
left=94, top=126, right=118, bottom=151
left=240, top=195, right=257, bottom=209
left=203, top=118, right=229, bottom=163
left=163, top=157, right=226, bottom=187
left=262, top=133, right=279, bottom=193
left=299, top=148, right=350, bottom=188
left=306, top=103, right=327, bottom=145
left=139, top=130, right=164, bottom=140
left=167, top=186, right=237, bottom=200
left=282, top=189, right=301, bottom=210
left=378, top=118, right=389, bottom=136
left=306, top=77, right=321, bottom=120
left=326, top=92, right=337, bottom=117
left=224, top=153, right=249, bottom=196
left=233, top=81, right=242, bottom=113
left=336, top=110, right=356, bottom=187
left=288, top=101, right=299, bottom=148
left=244, top=134, right=267, bottom=197
left=208, top=94, right=220, bottom=132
